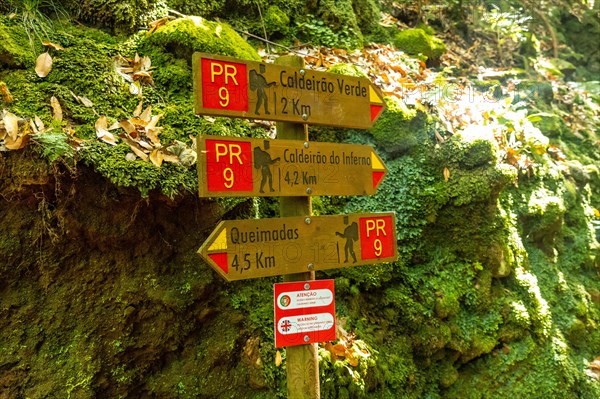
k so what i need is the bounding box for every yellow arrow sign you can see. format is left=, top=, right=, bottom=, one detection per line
left=197, top=135, right=388, bottom=197
left=193, top=53, right=386, bottom=129
left=198, top=213, right=398, bottom=282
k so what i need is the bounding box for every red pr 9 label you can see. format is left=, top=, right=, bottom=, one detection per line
left=201, top=59, right=248, bottom=112
left=359, top=216, right=395, bottom=260
left=206, top=139, right=253, bottom=192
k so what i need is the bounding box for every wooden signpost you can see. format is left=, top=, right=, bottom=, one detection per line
left=193, top=53, right=394, bottom=399
left=197, top=213, right=398, bottom=282
left=192, top=53, right=386, bottom=129
left=197, top=135, right=387, bottom=197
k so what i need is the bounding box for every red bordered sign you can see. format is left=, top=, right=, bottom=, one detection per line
left=274, top=280, right=336, bottom=348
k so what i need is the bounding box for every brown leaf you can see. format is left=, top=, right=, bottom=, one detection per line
left=161, top=151, right=180, bottom=164
left=4, top=134, right=29, bottom=150
left=275, top=350, right=282, bottom=367
left=119, top=120, right=137, bottom=135
left=443, top=167, right=450, bottom=182
left=133, top=101, right=143, bottom=117
left=146, top=129, right=161, bottom=146
left=42, top=41, right=64, bottom=51
left=129, top=117, right=148, bottom=128
left=150, top=148, right=163, bottom=167
left=95, top=116, right=108, bottom=134
left=332, top=343, right=347, bottom=357
left=121, top=135, right=149, bottom=160
left=345, top=351, right=359, bottom=367
left=0, top=82, right=13, bottom=104
left=50, top=96, right=62, bottom=121
left=148, top=16, right=171, bottom=33
left=34, top=115, right=45, bottom=133
left=139, top=106, right=152, bottom=122
left=3, top=111, right=19, bottom=141
left=35, top=52, right=53, bottom=78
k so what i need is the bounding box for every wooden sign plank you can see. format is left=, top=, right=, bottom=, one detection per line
left=197, top=213, right=398, bottom=282
left=192, top=53, right=386, bottom=129
left=197, top=135, right=387, bottom=197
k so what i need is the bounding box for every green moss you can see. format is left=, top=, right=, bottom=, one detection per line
left=79, top=142, right=197, bottom=198
left=140, top=17, right=260, bottom=63
left=263, top=5, right=290, bottom=37
left=393, top=28, right=446, bottom=62
left=369, top=97, right=428, bottom=153
left=0, top=19, right=35, bottom=68
left=62, top=0, right=167, bottom=33
left=327, top=63, right=367, bottom=78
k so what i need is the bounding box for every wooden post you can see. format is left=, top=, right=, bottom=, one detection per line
left=275, top=55, right=320, bottom=399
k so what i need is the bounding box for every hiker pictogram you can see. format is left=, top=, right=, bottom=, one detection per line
left=336, top=216, right=358, bottom=263
left=253, top=140, right=280, bottom=193
left=249, top=64, right=276, bottom=115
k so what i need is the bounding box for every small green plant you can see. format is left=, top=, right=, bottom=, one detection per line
left=295, top=15, right=361, bottom=49
left=31, top=131, right=75, bottom=162
left=17, top=0, right=67, bottom=48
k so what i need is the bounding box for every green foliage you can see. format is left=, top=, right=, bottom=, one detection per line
left=393, top=28, right=446, bottom=62
left=295, top=14, right=361, bottom=49
left=263, top=5, right=290, bottom=37
left=31, top=131, right=75, bottom=162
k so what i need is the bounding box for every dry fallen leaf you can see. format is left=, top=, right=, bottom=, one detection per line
left=35, top=52, right=53, bottom=78
left=4, top=134, right=29, bottom=150
left=3, top=111, right=19, bottom=141
left=133, top=101, right=143, bottom=117
left=42, top=41, right=64, bottom=51
left=50, top=96, right=62, bottom=121
left=0, top=82, right=13, bottom=104
left=443, top=167, right=450, bottom=182
left=275, top=350, right=282, bottom=367
left=148, top=16, right=171, bottom=33
left=119, top=120, right=137, bottom=135
left=33, top=115, right=45, bottom=133
left=95, top=116, right=118, bottom=145
left=139, top=106, right=152, bottom=122
left=150, top=148, right=163, bottom=167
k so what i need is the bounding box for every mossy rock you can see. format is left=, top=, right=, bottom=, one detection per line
left=393, top=28, right=446, bottom=62
left=62, top=0, right=167, bottom=33
left=0, top=20, right=35, bottom=68
left=140, top=17, right=260, bottom=63
left=369, top=96, right=428, bottom=153
left=327, top=63, right=367, bottom=77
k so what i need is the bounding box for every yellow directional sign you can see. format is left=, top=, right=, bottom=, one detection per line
left=197, top=135, right=387, bottom=197
left=193, top=53, right=386, bottom=129
left=198, top=213, right=398, bottom=282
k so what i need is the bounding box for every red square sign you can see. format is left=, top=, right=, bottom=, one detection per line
left=274, top=280, right=336, bottom=348
left=201, top=58, right=248, bottom=112
left=359, top=215, right=395, bottom=260
left=205, top=139, right=253, bottom=192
